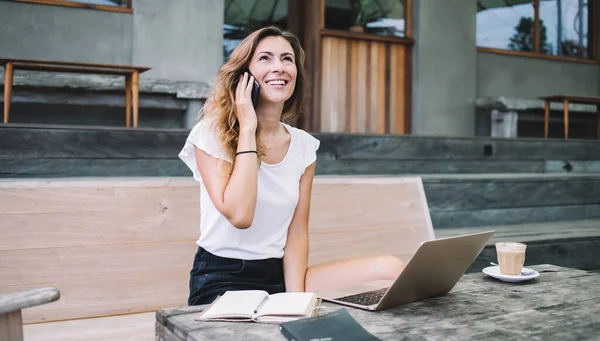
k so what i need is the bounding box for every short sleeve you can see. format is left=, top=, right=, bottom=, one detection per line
left=300, top=130, right=320, bottom=171
left=178, top=119, right=232, bottom=182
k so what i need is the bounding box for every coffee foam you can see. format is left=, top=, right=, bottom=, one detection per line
left=496, top=242, right=526, bottom=253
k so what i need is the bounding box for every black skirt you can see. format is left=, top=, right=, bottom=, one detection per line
left=188, top=246, right=286, bottom=306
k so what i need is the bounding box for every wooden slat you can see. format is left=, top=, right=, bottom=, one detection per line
left=0, top=58, right=148, bottom=72
left=23, top=312, right=154, bottom=341
left=404, top=45, right=413, bottom=134
left=368, top=42, right=377, bottom=133
left=320, top=38, right=333, bottom=132
left=377, top=43, right=387, bottom=133
left=332, top=37, right=342, bottom=132
left=0, top=241, right=195, bottom=323
left=366, top=41, right=388, bottom=134
left=10, top=62, right=136, bottom=76
left=387, top=44, right=407, bottom=134
left=394, top=44, right=406, bottom=134
left=11, top=0, right=133, bottom=13
left=356, top=41, right=368, bottom=133
left=321, top=37, right=352, bottom=133
left=0, top=184, right=199, bottom=250
left=388, top=44, right=397, bottom=133
left=0, top=198, right=198, bottom=251
left=337, top=38, right=347, bottom=132
left=349, top=40, right=359, bottom=133
left=0, top=242, right=194, bottom=287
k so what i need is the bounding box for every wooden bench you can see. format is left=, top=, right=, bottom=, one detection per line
left=0, top=176, right=434, bottom=325
left=539, top=94, right=600, bottom=140
left=1, top=58, right=150, bottom=127
left=3, top=177, right=600, bottom=340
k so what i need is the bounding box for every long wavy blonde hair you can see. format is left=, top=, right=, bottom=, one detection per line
left=199, top=26, right=307, bottom=169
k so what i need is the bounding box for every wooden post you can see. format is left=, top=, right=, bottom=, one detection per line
left=125, top=74, right=132, bottom=128
left=563, top=98, right=569, bottom=139
left=3, top=62, right=14, bottom=124
left=131, top=71, right=139, bottom=128
left=544, top=99, right=550, bottom=138
left=0, top=310, right=23, bottom=341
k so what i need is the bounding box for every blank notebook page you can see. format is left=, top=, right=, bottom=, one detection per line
left=257, top=292, right=316, bottom=316
left=203, top=290, right=269, bottom=318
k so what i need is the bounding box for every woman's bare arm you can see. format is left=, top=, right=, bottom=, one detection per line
left=194, top=72, right=259, bottom=229
left=282, top=162, right=316, bottom=291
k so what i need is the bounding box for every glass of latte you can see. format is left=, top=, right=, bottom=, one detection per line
left=495, top=242, right=527, bottom=276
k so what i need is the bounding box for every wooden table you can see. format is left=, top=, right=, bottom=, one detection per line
left=156, top=264, right=600, bottom=341
left=1, top=58, right=150, bottom=127
left=539, top=95, right=600, bottom=139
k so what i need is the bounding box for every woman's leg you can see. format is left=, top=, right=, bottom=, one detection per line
left=305, top=255, right=405, bottom=292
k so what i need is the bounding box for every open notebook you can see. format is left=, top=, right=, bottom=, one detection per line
left=196, top=290, right=320, bottom=323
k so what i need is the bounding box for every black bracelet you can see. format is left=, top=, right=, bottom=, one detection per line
left=236, top=150, right=258, bottom=156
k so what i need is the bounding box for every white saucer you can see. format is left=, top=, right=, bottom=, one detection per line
left=482, top=266, right=539, bottom=282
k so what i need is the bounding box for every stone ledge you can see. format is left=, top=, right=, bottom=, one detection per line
left=0, top=71, right=210, bottom=99
left=0, top=287, right=60, bottom=315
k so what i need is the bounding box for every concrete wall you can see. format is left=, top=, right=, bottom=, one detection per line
left=0, top=1, right=132, bottom=64
left=0, top=0, right=224, bottom=83
left=411, top=0, right=478, bottom=136
left=132, top=0, right=223, bottom=82
left=477, top=50, right=600, bottom=99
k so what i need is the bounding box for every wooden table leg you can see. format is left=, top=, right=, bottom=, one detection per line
left=544, top=100, right=550, bottom=138
left=125, top=74, right=132, bottom=128
left=132, top=71, right=139, bottom=128
left=4, top=62, right=14, bottom=124
left=563, top=99, right=569, bottom=139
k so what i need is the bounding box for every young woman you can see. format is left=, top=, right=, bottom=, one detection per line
left=179, top=26, right=404, bottom=306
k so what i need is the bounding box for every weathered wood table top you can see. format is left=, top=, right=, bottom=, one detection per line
left=156, top=265, right=600, bottom=341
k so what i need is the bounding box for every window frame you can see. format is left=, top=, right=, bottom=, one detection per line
left=476, top=0, right=597, bottom=64
left=10, top=0, right=133, bottom=13
left=320, top=0, right=414, bottom=43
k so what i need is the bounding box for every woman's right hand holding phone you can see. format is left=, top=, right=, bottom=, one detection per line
left=235, top=72, right=258, bottom=132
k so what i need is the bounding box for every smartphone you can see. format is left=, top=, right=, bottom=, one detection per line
left=244, top=69, right=260, bottom=108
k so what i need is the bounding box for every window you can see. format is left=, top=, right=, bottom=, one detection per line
left=223, top=0, right=288, bottom=61
left=9, top=0, right=132, bottom=12
left=324, top=0, right=407, bottom=37
left=477, top=0, right=595, bottom=61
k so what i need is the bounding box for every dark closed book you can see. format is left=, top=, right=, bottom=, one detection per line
left=279, top=308, right=382, bottom=341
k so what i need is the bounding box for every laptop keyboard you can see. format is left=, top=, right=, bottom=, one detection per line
left=335, top=287, right=389, bottom=306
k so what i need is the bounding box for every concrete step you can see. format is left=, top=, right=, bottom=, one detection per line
left=434, top=219, right=600, bottom=273
left=2, top=124, right=600, bottom=178
left=420, top=173, right=600, bottom=228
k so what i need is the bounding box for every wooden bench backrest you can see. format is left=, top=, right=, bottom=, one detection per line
left=308, top=177, right=434, bottom=265
left=0, top=176, right=434, bottom=323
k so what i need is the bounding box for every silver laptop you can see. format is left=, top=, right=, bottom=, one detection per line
left=317, top=230, right=495, bottom=311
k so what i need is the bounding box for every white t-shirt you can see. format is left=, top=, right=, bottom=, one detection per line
left=178, top=118, right=320, bottom=260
